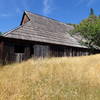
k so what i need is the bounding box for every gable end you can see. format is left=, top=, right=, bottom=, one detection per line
left=20, top=12, right=30, bottom=25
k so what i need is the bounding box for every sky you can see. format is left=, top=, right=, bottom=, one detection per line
left=0, top=0, right=100, bottom=32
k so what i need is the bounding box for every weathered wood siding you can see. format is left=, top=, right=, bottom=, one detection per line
left=34, top=44, right=49, bottom=57
left=1, top=40, right=32, bottom=64
left=0, top=41, right=4, bottom=64
left=0, top=38, right=99, bottom=65
left=50, top=45, right=90, bottom=57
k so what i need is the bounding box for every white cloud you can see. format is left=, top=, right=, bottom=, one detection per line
left=0, top=14, right=12, bottom=17
left=76, top=0, right=97, bottom=7
left=87, top=0, right=95, bottom=6
left=0, top=8, right=22, bottom=17
left=16, top=8, right=22, bottom=14
left=0, top=8, right=21, bottom=17
left=43, top=0, right=52, bottom=15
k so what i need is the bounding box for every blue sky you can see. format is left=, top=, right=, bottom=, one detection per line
left=0, top=0, right=100, bottom=32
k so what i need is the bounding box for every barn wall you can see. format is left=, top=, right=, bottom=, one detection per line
left=3, top=44, right=16, bottom=64
left=50, top=45, right=64, bottom=57
left=50, top=45, right=90, bottom=57
left=0, top=41, right=4, bottom=64
left=2, top=41, right=33, bottom=64
left=0, top=39, right=99, bottom=65
left=34, top=44, right=50, bottom=57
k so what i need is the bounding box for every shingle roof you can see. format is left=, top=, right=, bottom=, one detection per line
left=3, top=11, right=87, bottom=48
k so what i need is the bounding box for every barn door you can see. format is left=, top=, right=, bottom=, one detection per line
left=14, top=45, right=25, bottom=62
left=34, top=45, right=49, bottom=57
left=15, top=53, right=24, bottom=62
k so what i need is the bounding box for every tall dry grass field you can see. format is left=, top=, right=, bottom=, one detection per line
left=0, top=54, right=100, bottom=100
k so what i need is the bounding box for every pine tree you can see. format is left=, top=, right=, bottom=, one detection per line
left=90, top=8, right=94, bottom=16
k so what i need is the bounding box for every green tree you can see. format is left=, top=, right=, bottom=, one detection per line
left=73, top=11, right=100, bottom=48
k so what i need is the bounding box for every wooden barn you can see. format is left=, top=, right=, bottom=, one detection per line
left=0, top=11, right=100, bottom=64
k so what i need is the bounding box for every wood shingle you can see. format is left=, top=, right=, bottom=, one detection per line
left=3, top=11, right=87, bottom=48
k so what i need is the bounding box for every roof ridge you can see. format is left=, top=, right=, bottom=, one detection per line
left=25, top=11, right=74, bottom=28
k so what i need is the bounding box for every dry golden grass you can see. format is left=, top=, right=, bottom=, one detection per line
left=0, top=54, right=100, bottom=100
